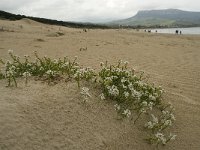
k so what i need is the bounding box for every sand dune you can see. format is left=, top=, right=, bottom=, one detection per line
left=0, top=19, right=200, bottom=150
left=17, top=18, right=44, bottom=26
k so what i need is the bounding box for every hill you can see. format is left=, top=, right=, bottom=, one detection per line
left=0, top=10, right=110, bottom=29
left=109, top=9, right=200, bottom=28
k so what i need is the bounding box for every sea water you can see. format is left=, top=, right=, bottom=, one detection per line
left=150, top=27, right=200, bottom=35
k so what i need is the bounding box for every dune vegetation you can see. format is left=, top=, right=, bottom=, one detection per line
left=0, top=50, right=176, bottom=147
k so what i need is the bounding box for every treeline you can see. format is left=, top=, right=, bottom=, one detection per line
left=0, top=10, right=110, bottom=29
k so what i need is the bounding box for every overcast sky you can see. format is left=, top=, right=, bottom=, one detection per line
left=0, top=0, right=200, bottom=22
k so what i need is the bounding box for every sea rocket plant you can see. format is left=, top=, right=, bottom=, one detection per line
left=98, top=60, right=176, bottom=145
left=0, top=50, right=176, bottom=146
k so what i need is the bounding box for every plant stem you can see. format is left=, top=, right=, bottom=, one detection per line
left=13, top=76, right=17, bottom=87
left=25, top=76, right=28, bottom=86
left=134, top=112, right=143, bottom=124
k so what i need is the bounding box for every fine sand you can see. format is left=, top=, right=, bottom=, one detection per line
left=0, top=19, right=200, bottom=150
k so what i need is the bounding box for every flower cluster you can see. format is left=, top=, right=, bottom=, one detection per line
left=73, top=67, right=96, bottom=87
left=145, top=106, right=175, bottom=131
left=98, top=60, right=163, bottom=117
left=46, top=70, right=55, bottom=76
left=2, top=59, right=18, bottom=86
left=22, top=71, right=31, bottom=85
left=98, top=60, right=176, bottom=146
left=145, top=104, right=176, bottom=146
left=22, top=71, right=31, bottom=77
left=107, top=85, right=119, bottom=97
left=99, top=93, right=105, bottom=100
left=147, top=132, right=176, bottom=146
left=80, top=87, right=91, bottom=102
left=122, top=109, right=131, bottom=118
left=0, top=50, right=81, bottom=86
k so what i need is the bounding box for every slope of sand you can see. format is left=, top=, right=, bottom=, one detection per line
left=0, top=19, right=200, bottom=150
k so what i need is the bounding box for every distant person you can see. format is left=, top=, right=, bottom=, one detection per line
left=148, top=30, right=151, bottom=33
left=180, top=31, right=182, bottom=35
left=155, top=30, right=157, bottom=33
left=175, top=30, right=179, bottom=34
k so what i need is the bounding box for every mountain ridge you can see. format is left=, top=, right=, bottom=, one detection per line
left=109, top=9, right=200, bottom=27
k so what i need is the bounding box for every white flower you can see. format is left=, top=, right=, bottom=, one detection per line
left=81, top=87, right=89, bottom=93
left=128, top=83, right=134, bottom=91
left=46, top=70, right=52, bottom=75
left=131, top=90, right=142, bottom=99
left=40, top=67, right=44, bottom=71
left=170, top=113, right=176, bottom=121
left=73, top=65, right=80, bottom=69
left=136, top=81, right=143, bottom=87
left=149, top=95, right=156, bottom=101
left=27, top=63, right=32, bottom=67
left=121, top=77, right=126, bottom=83
left=132, top=75, right=137, bottom=79
left=125, top=70, right=130, bottom=76
left=115, top=68, right=121, bottom=73
left=140, top=108, right=146, bottom=113
left=23, top=71, right=31, bottom=77
left=73, top=71, right=80, bottom=78
left=141, top=101, right=148, bottom=107
left=61, top=62, right=69, bottom=68
left=122, top=109, right=131, bottom=117
left=5, top=70, right=14, bottom=77
left=145, top=121, right=153, bottom=129
left=46, top=70, right=55, bottom=76
left=119, top=60, right=123, bottom=64
left=124, top=61, right=129, bottom=65
left=148, top=102, right=153, bottom=110
left=5, top=65, right=16, bottom=77
left=121, top=84, right=126, bottom=89
left=107, top=85, right=119, bottom=96
left=164, top=120, right=172, bottom=126
left=124, top=92, right=129, bottom=98
left=114, top=104, right=121, bottom=111
left=99, top=93, right=105, bottom=100
left=105, top=77, right=112, bottom=82
left=155, top=132, right=166, bottom=145
left=80, top=87, right=91, bottom=100
left=162, top=110, right=167, bottom=115
left=160, top=89, right=164, bottom=94
left=53, top=59, right=58, bottom=64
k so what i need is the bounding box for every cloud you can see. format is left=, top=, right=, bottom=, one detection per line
left=0, top=0, right=200, bottom=22
left=0, top=0, right=34, bottom=12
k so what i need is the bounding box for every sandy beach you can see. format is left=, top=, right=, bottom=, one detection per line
left=0, top=19, right=200, bottom=150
